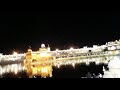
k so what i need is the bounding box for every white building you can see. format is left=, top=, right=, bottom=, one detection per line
left=103, top=56, right=120, bottom=78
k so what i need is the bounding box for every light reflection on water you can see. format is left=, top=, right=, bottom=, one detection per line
left=0, top=63, right=26, bottom=78
left=0, top=60, right=105, bottom=78
left=0, top=61, right=53, bottom=78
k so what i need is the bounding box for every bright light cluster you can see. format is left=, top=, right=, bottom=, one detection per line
left=0, top=63, right=25, bottom=76
left=40, top=52, right=48, bottom=57
left=13, top=52, right=18, bottom=56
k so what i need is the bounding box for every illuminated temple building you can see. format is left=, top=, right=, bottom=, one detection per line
left=1, top=39, right=120, bottom=78
left=25, top=44, right=53, bottom=78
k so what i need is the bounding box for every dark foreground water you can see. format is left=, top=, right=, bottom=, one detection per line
left=0, top=62, right=108, bottom=78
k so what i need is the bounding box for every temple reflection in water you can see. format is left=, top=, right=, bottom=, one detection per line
left=0, top=43, right=110, bottom=78
left=25, top=64, right=52, bottom=78
left=25, top=44, right=53, bottom=78
left=0, top=44, right=53, bottom=78
left=0, top=63, right=53, bottom=78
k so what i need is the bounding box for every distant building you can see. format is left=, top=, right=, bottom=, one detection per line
left=103, top=56, right=120, bottom=78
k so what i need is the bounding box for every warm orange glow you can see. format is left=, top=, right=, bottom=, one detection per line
left=25, top=64, right=52, bottom=78
left=25, top=44, right=53, bottom=78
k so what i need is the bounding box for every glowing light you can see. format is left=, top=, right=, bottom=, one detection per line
left=95, top=61, right=100, bottom=65
left=111, top=46, right=116, bottom=50
left=14, top=67, right=18, bottom=74
left=57, top=64, right=60, bottom=68
left=56, top=49, right=59, bottom=52
left=70, top=47, right=74, bottom=50
left=72, top=63, right=75, bottom=68
left=41, top=44, right=45, bottom=48
left=13, top=52, right=18, bottom=56
left=41, top=68, right=48, bottom=73
left=40, top=52, right=47, bottom=57
left=86, top=62, right=89, bottom=65
left=28, top=49, right=32, bottom=52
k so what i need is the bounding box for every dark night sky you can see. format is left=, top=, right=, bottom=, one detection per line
left=0, top=11, right=120, bottom=54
